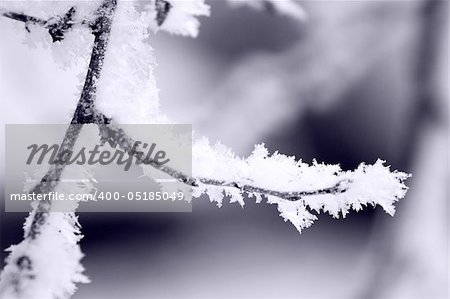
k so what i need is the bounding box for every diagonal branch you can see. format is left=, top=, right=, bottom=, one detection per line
left=22, top=0, right=118, bottom=239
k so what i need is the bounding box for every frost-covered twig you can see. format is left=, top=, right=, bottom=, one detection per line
left=25, top=0, right=117, bottom=237
left=0, top=1, right=117, bottom=298
left=1, top=7, right=78, bottom=42
left=1, top=0, right=408, bottom=234
left=0, top=1, right=410, bottom=298
left=97, top=118, right=351, bottom=201
left=96, top=118, right=409, bottom=232
left=1, top=10, right=46, bottom=26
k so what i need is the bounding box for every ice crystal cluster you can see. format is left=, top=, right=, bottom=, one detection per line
left=192, top=141, right=409, bottom=232
left=0, top=1, right=409, bottom=299
left=0, top=211, right=88, bottom=299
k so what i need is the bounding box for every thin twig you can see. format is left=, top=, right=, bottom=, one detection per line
left=1, top=10, right=47, bottom=26
left=0, top=3, right=118, bottom=296
left=97, top=119, right=352, bottom=202
left=2, top=8, right=78, bottom=42
left=11, top=0, right=118, bottom=239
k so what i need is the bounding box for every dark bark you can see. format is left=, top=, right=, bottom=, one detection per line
left=155, top=0, right=172, bottom=26
left=97, top=118, right=352, bottom=202
left=26, top=0, right=117, bottom=240
left=0, top=1, right=118, bottom=296
left=2, top=7, right=77, bottom=42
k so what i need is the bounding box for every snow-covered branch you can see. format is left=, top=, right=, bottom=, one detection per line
left=0, top=1, right=117, bottom=298
left=97, top=118, right=409, bottom=233
left=0, top=1, right=410, bottom=298
left=1, top=6, right=78, bottom=42
left=0, top=211, right=89, bottom=299
left=97, top=118, right=351, bottom=200
left=0, top=0, right=409, bottom=235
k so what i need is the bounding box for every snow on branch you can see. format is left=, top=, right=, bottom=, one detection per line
left=86, top=0, right=408, bottom=233
left=0, top=1, right=410, bottom=298
left=192, top=139, right=408, bottom=221
left=0, top=211, right=89, bottom=299
left=173, top=142, right=409, bottom=233
left=1, top=7, right=77, bottom=42
left=0, top=1, right=117, bottom=298
left=97, top=120, right=409, bottom=233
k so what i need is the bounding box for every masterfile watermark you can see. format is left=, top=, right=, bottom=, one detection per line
left=26, top=141, right=171, bottom=171
left=5, top=124, right=192, bottom=212
left=9, top=191, right=186, bottom=202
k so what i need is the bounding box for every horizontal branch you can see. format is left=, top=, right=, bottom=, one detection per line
left=24, top=0, right=117, bottom=240
left=198, top=177, right=351, bottom=200
left=97, top=115, right=351, bottom=202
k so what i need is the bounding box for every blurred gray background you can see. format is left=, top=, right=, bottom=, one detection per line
left=1, top=1, right=448, bottom=298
